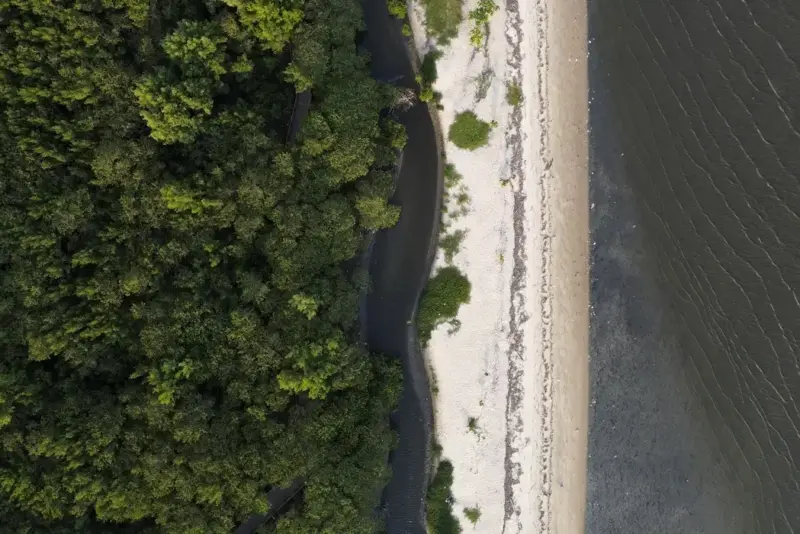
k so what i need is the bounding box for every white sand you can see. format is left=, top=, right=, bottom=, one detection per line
left=408, top=0, right=588, bottom=530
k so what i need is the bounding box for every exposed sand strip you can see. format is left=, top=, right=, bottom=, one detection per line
left=545, top=0, right=589, bottom=530
left=408, top=0, right=587, bottom=530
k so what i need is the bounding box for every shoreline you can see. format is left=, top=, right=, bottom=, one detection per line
left=408, top=0, right=588, bottom=529
left=545, top=0, right=588, bottom=529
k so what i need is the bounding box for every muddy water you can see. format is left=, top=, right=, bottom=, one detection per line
left=588, top=0, right=800, bottom=531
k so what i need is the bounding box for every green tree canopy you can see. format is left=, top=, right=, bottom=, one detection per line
left=0, top=0, right=405, bottom=532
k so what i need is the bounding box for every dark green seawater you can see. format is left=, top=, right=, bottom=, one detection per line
left=588, top=0, right=800, bottom=531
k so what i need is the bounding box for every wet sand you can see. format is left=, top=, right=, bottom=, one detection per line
left=546, top=0, right=589, bottom=530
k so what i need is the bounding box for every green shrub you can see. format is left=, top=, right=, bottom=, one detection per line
left=402, top=22, right=413, bottom=36
left=463, top=506, right=481, bottom=524
left=468, top=0, right=497, bottom=47
left=417, top=50, right=442, bottom=105
left=506, top=81, right=523, bottom=106
left=418, top=266, right=471, bottom=345
left=421, top=50, right=442, bottom=86
left=427, top=460, right=462, bottom=534
left=448, top=111, right=493, bottom=150
left=388, top=0, right=408, bottom=19
left=419, top=0, right=464, bottom=44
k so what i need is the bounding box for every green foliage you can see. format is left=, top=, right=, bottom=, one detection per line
left=506, top=80, right=523, bottom=106
left=388, top=0, right=408, bottom=19
left=222, top=0, right=304, bottom=52
left=356, top=197, right=402, bottom=230
left=403, top=23, right=413, bottom=36
left=467, top=0, right=497, bottom=47
left=444, top=163, right=463, bottom=187
left=421, top=51, right=442, bottom=85
left=418, top=0, right=464, bottom=44
left=463, top=506, right=481, bottom=524
left=284, top=21, right=330, bottom=90
left=438, top=161, right=469, bottom=282
left=384, top=119, right=408, bottom=150
left=0, top=0, right=402, bottom=532
left=284, top=63, right=314, bottom=91
left=134, top=20, right=235, bottom=144
left=448, top=111, right=494, bottom=150
left=426, top=460, right=461, bottom=534
left=417, top=50, right=442, bottom=105
left=418, top=267, right=471, bottom=345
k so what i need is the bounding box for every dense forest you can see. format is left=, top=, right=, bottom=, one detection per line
left=0, top=0, right=406, bottom=532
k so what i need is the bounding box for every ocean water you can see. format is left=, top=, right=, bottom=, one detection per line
left=588, top=0, right=800, bottom=531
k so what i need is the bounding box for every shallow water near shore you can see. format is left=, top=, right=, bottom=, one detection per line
left=588, top=0, right=800, bottom=531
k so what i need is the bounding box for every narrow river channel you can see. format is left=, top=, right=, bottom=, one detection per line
left=361, top=1, right=442, bottom=533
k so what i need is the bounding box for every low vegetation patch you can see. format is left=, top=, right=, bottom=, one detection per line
left=432, top=439, right=444, bottom=459
left=463, top=506, right=482, bottom=525
left=419, top=0, right=464, bottom=44
left=427, top=460, right=462, bottom=534
left=417, top=50, right=443, bottom=104
left=506, top=80, right=523, bottom=106
left=467, top=416, right=479, bottom=433
left=439, top=229, right=466, bottom=264
left=474, top=67, right=494, bottom=101
left=468, top=0, right=498, bottom=47
left=388, top=0, right=408, bottom=19
left=441, top=164, right=469, bottom=221
left=439, top=164, right=470, bottom=262
left=418, top=266, right=472, bottom=345
left=448, top=111, right=495, bottom=150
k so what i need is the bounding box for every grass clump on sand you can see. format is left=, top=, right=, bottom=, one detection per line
left=418, top=266, right=471, bottom=345
left=427, top=460, right=462, bottom=534
left=473, top=67, right=494, bottom=101
left=439, top=230, right=466, bottom=263
left=467, top=416, right=479, bottom=433
left=419, top=0, right=464, bottom=44
left=448, top=111, right=495, bottom=150
left=438, top=164, right=470, bottom=263
left=441, top=163, right=469, bottom=222
left=506, top=81, right=523, bottom=106
left=463, top=506, right=481, bottom=525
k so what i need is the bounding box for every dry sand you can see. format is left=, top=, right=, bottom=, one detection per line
left=408, top=0, right=588, bottom=530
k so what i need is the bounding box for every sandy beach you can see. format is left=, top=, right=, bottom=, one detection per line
left=408, top=0, right=588, bottom=529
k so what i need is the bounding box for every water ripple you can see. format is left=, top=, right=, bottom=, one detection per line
left=590, top=0, right=800, bottom=530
